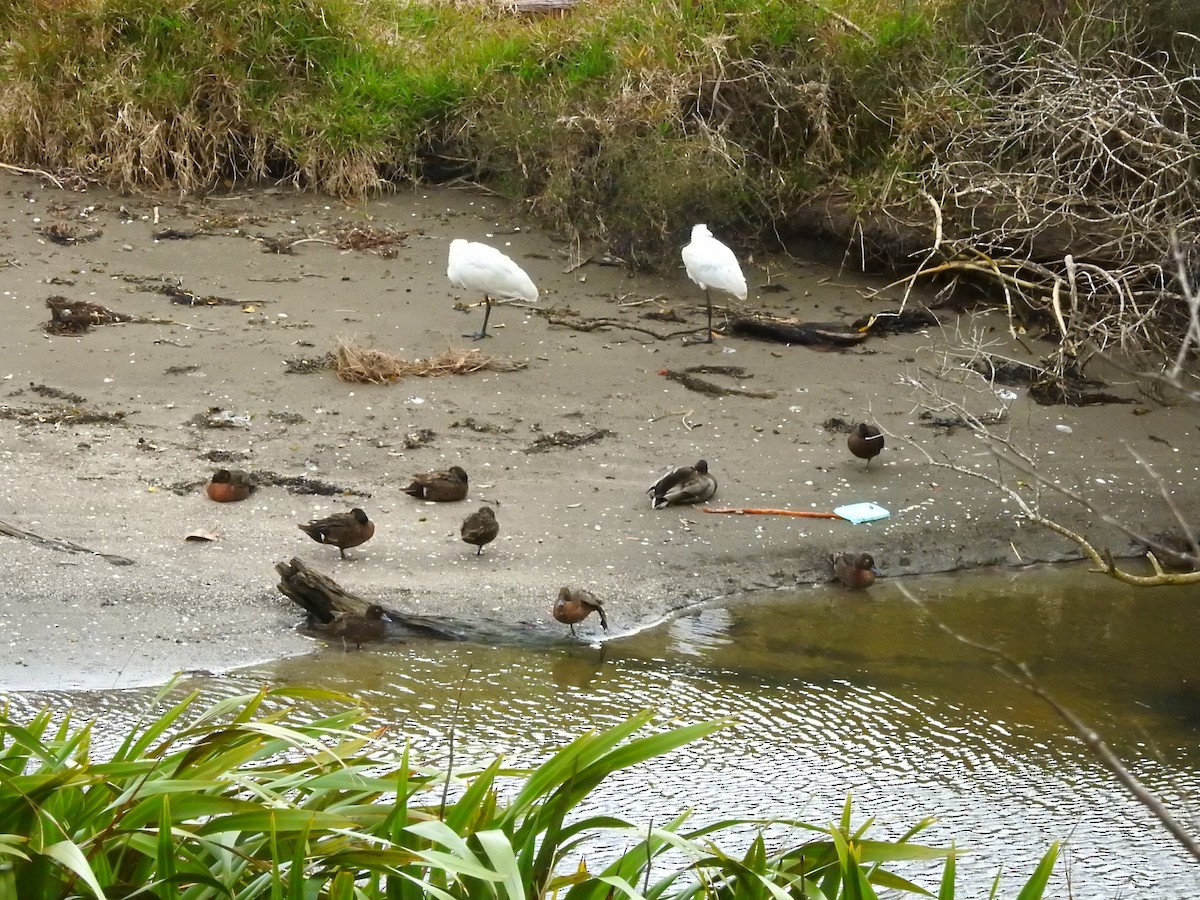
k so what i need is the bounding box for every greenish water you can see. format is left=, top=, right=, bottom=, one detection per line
left=8, top=566, right=1199, bottom=897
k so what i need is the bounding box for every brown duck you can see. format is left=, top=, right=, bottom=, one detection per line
left=847, top=423, right=884, bottom=468
left=206, top=469, right=255, bottom=502
left=833, top=553, right=881, bottom=589
left=402, top=465, right=468, bottom=502
left=553, top=587, right=609, bottom=637
left=299, top=508, right=375, bottom=559
left=323, top=604, right=388, bottom=651
left=460, top=505, right=498, bottom=555
left=647, top=459, right=717, bottom=509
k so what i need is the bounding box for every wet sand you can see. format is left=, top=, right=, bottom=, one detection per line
left=0, top=171, right=1193, bottom=690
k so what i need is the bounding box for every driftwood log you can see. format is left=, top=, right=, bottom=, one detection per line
left=275, top=558, right=463, bottom=641
left=277, top=557, right=569, bottom=646
left=725, top=316, right=868, bottom=348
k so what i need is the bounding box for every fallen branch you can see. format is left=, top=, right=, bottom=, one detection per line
left=0, top=161, right=68, bottom=188
left=0, top=519, right=134, bottom=566
left=661, top=368, right=776, bottom=399
left=273, top=558, right=559, bottom=645
left=903, top=428, right=1200, bottom=585
left=726, top=316, right=869, bottom=348
left=545, top=314, right=694, bottom=340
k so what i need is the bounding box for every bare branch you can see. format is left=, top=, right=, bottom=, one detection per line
left=901, top=364, right=1200, bottom=586
left=894, top=24, right=1200, bottom=385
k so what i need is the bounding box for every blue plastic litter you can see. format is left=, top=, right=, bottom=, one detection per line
left=834, top=502, right=890, bottom=524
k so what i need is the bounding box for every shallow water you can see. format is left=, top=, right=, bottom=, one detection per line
left=8, top=566, right=1199, bottom=898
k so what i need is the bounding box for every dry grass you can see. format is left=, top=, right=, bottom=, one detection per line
left=331, top=338, right=528, bottom=384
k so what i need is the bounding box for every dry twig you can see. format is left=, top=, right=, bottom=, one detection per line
left=894, top=26, right=1200, bottom=386
left=900, top=372, right=1199, bottom=585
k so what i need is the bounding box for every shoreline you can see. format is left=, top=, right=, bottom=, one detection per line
left=1, top=172, right=1193, bottom=692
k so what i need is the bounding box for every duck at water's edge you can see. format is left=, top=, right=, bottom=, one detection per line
left=832, top=553, right=881, bottom=589
left=553, top=587, right=609, bottom=637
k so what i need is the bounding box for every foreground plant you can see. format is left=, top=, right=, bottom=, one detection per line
left=0, top=685, right=1058, bottom=898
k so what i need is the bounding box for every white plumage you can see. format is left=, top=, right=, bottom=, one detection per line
left=448, top=238, right=539, bottom=339
left=681, top=224, right=747, bottom=342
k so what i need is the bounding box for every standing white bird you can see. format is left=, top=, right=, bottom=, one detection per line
left=447, top=238, right=539, bottom=340
left=681, top=224, right=747, bottom=343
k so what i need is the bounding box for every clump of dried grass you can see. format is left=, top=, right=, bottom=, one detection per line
left=331, top=223, right=410, bottom=256
left=331, top=339, right=528, bottom=384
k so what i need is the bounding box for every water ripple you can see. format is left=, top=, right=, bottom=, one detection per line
left=5, top=568, right=1198, bottom=898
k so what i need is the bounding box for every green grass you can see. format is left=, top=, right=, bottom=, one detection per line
left=0, top=1, right=932, bottom=214
left=0, top=685, right=1061, bottom=899
left=0, top=0, right=1189, bottom=263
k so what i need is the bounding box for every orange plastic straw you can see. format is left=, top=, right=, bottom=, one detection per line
left=702, top=507, right=845, bottom=519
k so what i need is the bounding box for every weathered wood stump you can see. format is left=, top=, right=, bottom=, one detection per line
left=275, top=557, right=465, bottom=641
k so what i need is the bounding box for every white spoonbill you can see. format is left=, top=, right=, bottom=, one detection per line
left=681, top=224, right=747, bottom=343
left=447, top=238, right=539, bottom=340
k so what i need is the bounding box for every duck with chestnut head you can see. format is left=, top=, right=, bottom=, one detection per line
left=553, top=587, right=609, bottom=637
left=206, top=469, right=255, bottom=502
left=832, top=553, right=881, bottom=589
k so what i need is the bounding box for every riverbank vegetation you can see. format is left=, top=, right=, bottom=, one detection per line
left=1, top=0, right=1198, bottom=383
left=0, top=686, right=1060, bottom=898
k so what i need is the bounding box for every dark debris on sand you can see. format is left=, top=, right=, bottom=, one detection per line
left=284, top=354, right=335, bottom=375
left=42, top=296, right=133, bottom=334
left=167, top=471, right=371, bottom=498
left=524, top=428, right=615, bottom=453
left=37, top=222, right=101, bottom=245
